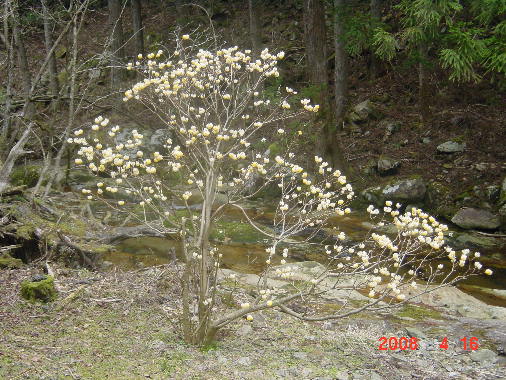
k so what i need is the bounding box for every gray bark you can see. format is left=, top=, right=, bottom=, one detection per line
left=2, top=0, right=13, bottom=139
left=12, top=2, right=34, bottom=120
left=334, top=0, right=347, bottom=130
left=248, top=0, right=262, bottom=56
left=44, top=13, right=80, bottom=196
left=0, top=0, right=91, bottom=192
left=304, top=0, right=348, bottom=173
left=41, top=0, right=59, bottom=103
left=418, top=44, right=429, bottom=123
left=0, top=125, right=33, bottom=193
left=303, top=0, right=328, bottom=86
left=370, top=0, right=382, bottom=78
left=108, top=0, right=125, bottom=89
left=131, top=0, right=144, bottom=56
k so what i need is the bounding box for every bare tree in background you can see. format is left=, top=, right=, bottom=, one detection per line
left=303, top=0, right=347, bottom=173
left=369, top=0, right=382, bottom=78
left=334, top=0, right=347, bottom=130
left=108, top=0, right=125, bottom=89
left=131, top=0, right=144, bottom=57
left=248, top=0, right=262, bottom=56
left=41, top=0, right=60, bottom=107
left=0, top=0, right=91, bottom=193
left=11, top=0, right=34, bottom=121
left=1, top=0, right=14, bottom=141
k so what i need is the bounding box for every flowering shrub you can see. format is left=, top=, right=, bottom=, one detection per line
left=70, top=35, right=492, bottom=345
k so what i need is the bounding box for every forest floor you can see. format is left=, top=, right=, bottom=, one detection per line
left=1, top=265, right=506, bottom=380
left=4, top=1, right=505, bottom=203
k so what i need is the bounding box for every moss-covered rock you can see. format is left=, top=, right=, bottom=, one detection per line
left=20, top=275, right=57, bottom=303
left=500, top=177, right=506, bottom=206
left=210, top=220, right=272, bottom=244
left=361, top=177, right=427, bottom=207
left=10, top=165, right=40, bottom=188
left=426, top=181, right=460, bottom=221
left=0, top=253, right=23, bottom=269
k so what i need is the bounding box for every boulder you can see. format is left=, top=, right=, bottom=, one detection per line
left=451, top=207, right=500, bottom=230
left=381, top=178, right=427, bottom=204
left=361, top=178, right=427, bottom=207
left=426, top=181, right=452, bottom=216
left=437, top=141, right=466, bottom=153
left=485, top=185, right=500, bottom=203
left=380, top=120, right=401, bottom=141
left=500, top=177, right=506, bottom=205
left=499, top=203, right=506, bottom=229
left=377, top=156, right=400, bottom=176
left=446, top=232, right=501, bottom=249
left=348, top=100, right=383, bottom=124
left=470, top=349, right=498, bottom=364
left=361, top=186, right=383, bottom=206
left=402, top=284, right=506, bottom=320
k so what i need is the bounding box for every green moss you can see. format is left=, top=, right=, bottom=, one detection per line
left=0, top=253, right=23, bottom=269
left=396, top=304, right=444, bottom=321
left=210, top=221, right=270, bottom=244
left=10, top=165, right=40, bottom=188
left=267, top=143, right=282, bottom=158
left=20, top=276, right=57, bottom=303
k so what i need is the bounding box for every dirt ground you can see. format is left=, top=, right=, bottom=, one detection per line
left=1, top=264, right=505, bottom=380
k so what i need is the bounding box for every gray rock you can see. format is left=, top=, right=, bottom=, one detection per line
left=449, top=232, right=501, bottom=249
left=333, top=371, right=350, bottom=380
left=348, top=100, right=383, bottom=124
left=237, top=356, right=252, bottom=366
left=380, top=120, right=401, bottom=141
left=377, top=156, right=401, bottom=176
left=276, top=369, right=290, bottom=378
left=385, top=121, right=400, bottom=134
left=300, top=367, right=312, bottom=377
left=500, top=177, right=506, bottom=205
left=369, top=373, right=383, bottom=380
left=382, top=178, right=427, bottom=204
left=149, top=128, right=171, bottom=151
left=404, top=327, right=427, bottom=339
left=352, top=100, right=374, bottom=122
left=236, top=324, right=253, bottom=337
left=437, top=141, right=466, bottom=153
left=470, top=348, right=497, bottom=363
left=361, top=178, right=427, bottom=206
left=292, top=352, right=308, bottom=360
left=499, top=203, right=506, bottom=228
left=485, top=185, right=500, bottom=203
left=451, top=207, right=500, bottom=230
left=150, top=340, right=168, bottom=351
left=422, top=137, right=431, bottom=144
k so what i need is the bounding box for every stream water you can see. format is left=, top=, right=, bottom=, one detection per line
left=102, top=206, right=506, bottom=307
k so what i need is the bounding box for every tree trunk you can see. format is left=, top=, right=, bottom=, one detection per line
left=334, top=0, right=347, bottom=130
left=11, top=2, right=34, bottom=120
left=2, top=0, right=14, bottom=140
left=369, top=0, right=382, bottom=78
left=304, top=0, right=348, bottom=172
left=108, top=0, right=125, bottom=89
left=41, top=0, right=59, bottom=105
left=0, top=125, right=33, bottom=193
left=303, top=0, right=328, bottom=87
left=44, top=14, right=80, bottom=196
left=418, top=44, right=429, bottom=123
left=248, top=0, right=262, bottom=56
left=131, top=0, right=144, bottom=56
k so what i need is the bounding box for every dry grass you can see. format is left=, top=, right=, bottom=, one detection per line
left=1, top=265, right=504, bottom=379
